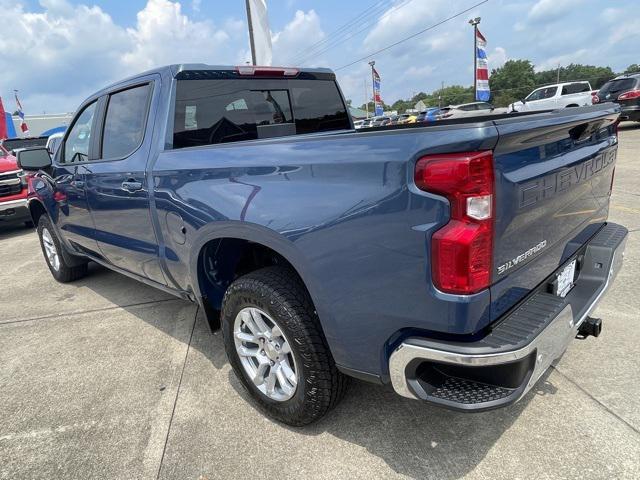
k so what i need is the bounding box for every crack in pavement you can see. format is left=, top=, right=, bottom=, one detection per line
left=0, top=298, right=183, bottom=326
left=155, top=305, right=199, bottom=480
left=551, top=365, right=640, bottom=436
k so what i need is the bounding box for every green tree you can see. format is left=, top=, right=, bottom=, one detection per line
left=489, top=59, right=536, bottom=107
left=624, top=64, right=640, bottom=74
left=535, top=63, right=615, bottom=89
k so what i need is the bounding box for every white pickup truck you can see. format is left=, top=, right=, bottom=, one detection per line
left=509, top=81, right=593, bottom=112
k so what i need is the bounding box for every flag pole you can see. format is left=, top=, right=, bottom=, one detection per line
left=469, top=17, right=481, bottom=102
left=368, top=60, right=376, bottom=116
left=245, top=0, right=257, bottom=65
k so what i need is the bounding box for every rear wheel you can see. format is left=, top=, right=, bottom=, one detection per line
left=221, top=266, right=348, bottom=426
left=37, top=215, right=88, bottom=282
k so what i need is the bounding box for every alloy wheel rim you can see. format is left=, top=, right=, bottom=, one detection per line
left=233, top=307, right=298, bottom=402
left=41, top=228, right=60, bottom=271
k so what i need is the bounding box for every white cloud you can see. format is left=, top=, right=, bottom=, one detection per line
left=271, top=10, right=325, bottom=66
left=122, top=0, right=229, bottom=71
left=488, top=47, right=507, bottom=70
left=0, top=0, right=240, bottom=113
left=528, top=0, right=583, bottom=22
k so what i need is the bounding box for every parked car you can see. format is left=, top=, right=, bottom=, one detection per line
left=397, top=113, right=417, bottom=124
left=439, top=101, right=507, bottom=119
left=0, top=144, right=31, bottom=227
left=360, top=118, right=373, bottom=128
left=19, top=64, right=626, bottom=426
left=509, top=81, right=593, bottom=112
left=387, top=114, right=400, bottom=125
left=416, top=108, right=443, bottom=122
left=45, top=132, right=65, bottom=155
left=371, top=116, right=390, bottom=127
left=593, top=73, right=640, bottom=122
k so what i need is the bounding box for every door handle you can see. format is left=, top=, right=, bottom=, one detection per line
left=121, top=179, right=143, bottom=192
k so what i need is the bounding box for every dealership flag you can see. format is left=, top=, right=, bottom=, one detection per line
left=247, top=0, right=272, bottom=66
left=475, top=29, right=490, bottom=101
left=372, top=67, right=384, bottom=116
left=0, top=97, right=7, bottom=140
left=14, top=92, right=29, bottom=135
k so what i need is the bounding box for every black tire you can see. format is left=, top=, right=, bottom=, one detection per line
left=221, top=266, right=348, bottom=426
left=37, top=215, right=88, bottom=283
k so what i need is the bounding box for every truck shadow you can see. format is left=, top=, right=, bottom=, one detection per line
left=78, top=264, right=556, bottom=480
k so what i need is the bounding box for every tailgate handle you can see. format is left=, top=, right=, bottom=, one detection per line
left=569, top=120, right=603, bottom=142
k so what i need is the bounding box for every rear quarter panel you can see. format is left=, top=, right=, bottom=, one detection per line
left=152, top=124, right=498, bottom=377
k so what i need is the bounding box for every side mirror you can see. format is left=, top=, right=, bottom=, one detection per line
left=17, top=147, right=52, bottom=171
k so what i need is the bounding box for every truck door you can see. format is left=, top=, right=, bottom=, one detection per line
left=84, top=77, right=167, bottom=285
left=525, top=86, right=559, bottom=111
left=52, top=100, right=101, bottom=256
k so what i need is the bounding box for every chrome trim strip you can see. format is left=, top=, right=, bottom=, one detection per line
left=389, top=240, right=626, bottom=400
left=0, top=198, right=28, bottom=212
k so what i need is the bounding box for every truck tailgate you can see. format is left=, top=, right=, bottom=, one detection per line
left=489, top=105, right=619, bottom=321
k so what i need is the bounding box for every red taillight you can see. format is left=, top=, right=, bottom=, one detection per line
left=618, top=89, right=640, bottom=101
left=415, top=151, right=494, bottom=294
left=235, top=66, right=299, bottom=76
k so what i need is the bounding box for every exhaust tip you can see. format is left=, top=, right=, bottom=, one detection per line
left=577, top=316, right=602, bottom=339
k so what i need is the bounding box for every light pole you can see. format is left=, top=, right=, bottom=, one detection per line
left=368, top=60, right=376, bottom=116
left=468, top=17, right=481, bottom=102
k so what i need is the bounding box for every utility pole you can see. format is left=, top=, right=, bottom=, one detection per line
left=439, top=81, right=444, bottom=108
left=245, top=0, right=257, bottom=65
left=556, top=63, right=561, bottom=83
left=468, top=17, right=481, bottom=101
left=368, top=60, right=376, bottom=116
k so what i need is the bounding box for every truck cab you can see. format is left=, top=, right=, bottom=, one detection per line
left=511, top=81, right=593, bottom=112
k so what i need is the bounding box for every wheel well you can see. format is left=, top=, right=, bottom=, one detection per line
left=565, top=104, right=579, bottom=108
left=197, top=238, right=307, bottom=331
left=28, top=201, right=47, bottom=226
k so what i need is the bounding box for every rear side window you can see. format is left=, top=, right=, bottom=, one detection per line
left=173, top=78, right=350, bottom=149
left=561, top=83, right=590, bottom=95
left=102, top=84, right=151, bottom=159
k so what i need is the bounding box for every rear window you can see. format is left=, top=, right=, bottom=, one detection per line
left=173, top=78, right=350, bottom=149
left=599, top=78, right=638, bottom=96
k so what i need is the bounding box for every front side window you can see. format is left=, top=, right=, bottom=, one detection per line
left=173, top=77, right=349, bottom=149
left=102, top=84, right=151, bottom=159
left=64, top=101, right=97, bottom=163
left=526, top=86, right=557, bottom=101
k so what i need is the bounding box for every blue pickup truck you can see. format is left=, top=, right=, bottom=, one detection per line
left=17, top=64, right=626, bottom=426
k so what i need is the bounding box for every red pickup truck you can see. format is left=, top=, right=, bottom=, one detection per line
left=0, top=144, right=31, bottom=226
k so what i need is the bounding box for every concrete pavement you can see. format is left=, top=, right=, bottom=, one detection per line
left=1, top=124, right=640, bottom=479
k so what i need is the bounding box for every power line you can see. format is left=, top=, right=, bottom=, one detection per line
left=334, top=0, right=489, bottom=72
left=291, top=0, right=416, bottom=66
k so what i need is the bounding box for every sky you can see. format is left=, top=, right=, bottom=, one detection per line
left=1, top=0, right=638, bottom=114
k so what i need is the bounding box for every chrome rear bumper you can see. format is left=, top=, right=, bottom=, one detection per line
left=389, top=223, right=627, bottom=410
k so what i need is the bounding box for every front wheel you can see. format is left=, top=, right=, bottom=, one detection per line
left=37, top=215, right=88, bottom=282
left=221, top=266, right=348, bottom=426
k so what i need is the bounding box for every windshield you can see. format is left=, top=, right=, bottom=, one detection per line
left=0, top=145, right=8, bottom=158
